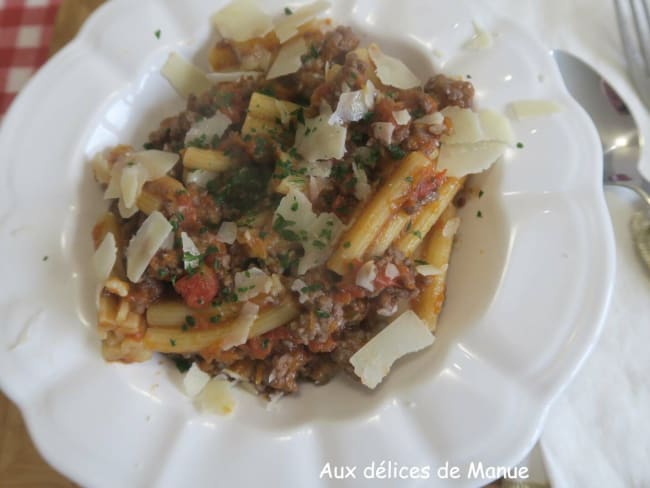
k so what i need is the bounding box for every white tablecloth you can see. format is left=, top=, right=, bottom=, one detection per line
left=488, top=1, right=650, bottom=486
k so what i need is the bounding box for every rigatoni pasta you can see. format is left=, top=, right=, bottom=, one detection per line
left=90, top=0, right=512, bottom=397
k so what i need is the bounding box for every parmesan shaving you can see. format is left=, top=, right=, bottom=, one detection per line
left=274, top=188, right=344, bottom=274
left=350, top=310, right=434, bottom=389
left=185, top=169, right=218, bottom=187
left=120, top=164, right=147, bottom=209
left=274, top=100, right=292, bottom=125
left=183, top=363, right=210, bottom=397
left=372, top=122, right=395, bottom=145
left=464, top=21, right=494, bottom=50
left=368, top=43, right=420, bottom=89
left=438, top=140, right=507, bottom=177
left=441, top=106, right=483, bottom=144
left=92, top=232, right=117, bottom=282
left=509, top=100, right=563, bottom=119
left=234, top=267, right=273, bottom=300
left=385, top=263, right=399, bottom=280
left=206, top=71, right=263, bottom=83
left=118, top=199, right=139, bottom=219
left=199, top=378, right=235, bottom=415
left=274, top=0, right=331, bottom=43
left=414, top=112, right=444, bottom=125
left=133, top=150, right=179, bottom=180
left=295, top=105, right=347, bottom=161
left=216, top=221, right=237, bottom=244
left=442, top=217, right=461, bottom=238
left=478, top=109, right=515, bottom=145
left=221, top=302, right=259, bottom=350
left=416, top=264, right=444, bottom=276
left=181, top=232, right=201, bottom=271
left=356, top=261, right=377, bottom=292
left=212, top=0, right=273, bottom=42
left=266, top=37, right=308, bottom=80
left=352, top=163, right=371, bottom=201
left=126, top=211, right=173, bottom=283
left=392, top=109, right=411, bottom=125
left=161, top=52, right=213, bottom=99
left=329, top=80, right=377, bottom=125
left=104, top=162, right=123, bottom=200
left=184, top=111, right=232, bottom=147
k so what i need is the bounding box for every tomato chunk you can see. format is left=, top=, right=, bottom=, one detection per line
left=174, top=266, right=219, bottom=309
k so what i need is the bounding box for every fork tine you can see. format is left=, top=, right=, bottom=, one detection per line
left=614, top=0, right=639, bottom=70
left=630, top=0, right=650, bottom=75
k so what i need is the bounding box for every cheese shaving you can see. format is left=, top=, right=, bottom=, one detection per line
left=356, top=261, right=377, bottom=292
left=181, top=232, right=201, bottom=271
left=184, top=111, right=232, bottom=147
left=92, top=232, right=117, bottom=282
left=216, top=221, right=238, bottom=244
left=185, top=169, right=218, bottom=187
left=221, top=302, right=259, bottom=350
left=274, top=0, right=331, bottom=43
left=384, top=263, right=399, bottom=280
left=478, top=109, right=515, bottom=145
left=392, top=109, right=411, bottom=125
left=368, top=43, right=421, bottom=89
left=183, top=363, right=211, bottom=397
left=352, top=163, right=371, bottom=201
left=161, top=52, right=213, bottom=99
left=464, top=21, right=494, bottom=50
left=266, top=37, right=308, bottom=80
left=126, top=211, right=173, bottom=283
left=414, top=112, right=444, bottom=125
left=133, top=150, right=179, bottom=180
left=350, top=310, right=434, bottom=389
left=120, top=164, right=147, bottom=209
left=206, top=71, right=263, bottom=83
left=212, top=0, right=273, bottom=42
left=441, top=106, right=483, bottom=144
left=442, top=217, right=461, bottom=238
left=295, top=105, right=347, bottom=161
left=234, top=267, right=273, bottom=300
left=329, top=80, right=377, bottom=125
left=438, top=140, right=507, bottom=178
left=199, top=377, right=236, bottom=415
left=509, top=100, right=563, bottom=119
left=372, top=122, right=395, bottom=145
left=416, top=264, right=445, bottom=276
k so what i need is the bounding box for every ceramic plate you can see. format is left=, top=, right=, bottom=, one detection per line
left=0, top=0, right=615, bottom=486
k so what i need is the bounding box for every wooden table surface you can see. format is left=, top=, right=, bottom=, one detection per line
left=0, top=4, right=104, bottom=486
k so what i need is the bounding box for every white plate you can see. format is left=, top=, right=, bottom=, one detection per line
left=0, top=0, right=615, bottom=486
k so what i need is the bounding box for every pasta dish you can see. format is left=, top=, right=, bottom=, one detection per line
left=90, top=0, right=512, bottom=402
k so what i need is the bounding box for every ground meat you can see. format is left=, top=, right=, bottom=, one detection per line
left=147, top=249, right=183, bottom=282
left=330, top=327, right=374, bottom=375
left=268, top=349, right=310, bottom=393
left=128, top=276, right=164, bottom=314
left=372, top=287, right=413, bottom=317
left=302, top=356, right=338, bottom=385
left=424, top=74, right=475, bottom=109
left=147, top=112, right=195, bottom=152
left=310, top=53, right=369, bottom=112
left=320, top=26, right=360, bottom=64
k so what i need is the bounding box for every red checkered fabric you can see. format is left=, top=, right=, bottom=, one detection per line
left=0, top=0, right=61, bottom=116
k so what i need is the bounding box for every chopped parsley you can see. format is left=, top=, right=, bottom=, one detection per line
left=301, top=283, right=323, bottom=293
left=343, top=241, right=351, bottom=249
left=387, top=144, right=406, bottom=160
left=414, top=259, right=429, bottom=265
left=284, top=6, right=293, bottom=15
left=290, top=201, right=299, bottom=211
left=405, top=176, right=414, bottom=183
left=187, top=134, right=208, bottom=149
left=210, top=315, right=222, bottom=324
left=262, top=338, right=270, bottom=348
left=516, top=142, right=524, bottom=149
left=169, top=338, right=177, bottom=347
left=478, top=190, right=484, bottom=198
left=154, top=29, right=161, bottom=39
left=185, top=315, right=196, bottom=328
left=412, top=230, right=423, bottom=239
left=476, top=210, right=483, bottom=218
left=273, top=214, right=300, bottom=241
left=171, top=356, right=192, bottom=373
left=42, top=255, right=49, bottom=261
left=315, top=309, right=330, bottom=319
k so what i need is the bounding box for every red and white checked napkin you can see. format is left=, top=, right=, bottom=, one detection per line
left=0, top=0, right=61, bottom=117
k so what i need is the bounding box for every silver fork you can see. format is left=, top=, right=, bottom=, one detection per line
left=614, top=0, right=650, bottom=108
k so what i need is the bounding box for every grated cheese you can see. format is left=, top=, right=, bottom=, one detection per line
left=350, top=310, right=434, bottom=389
